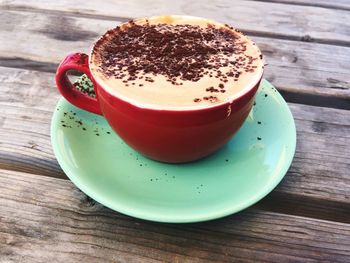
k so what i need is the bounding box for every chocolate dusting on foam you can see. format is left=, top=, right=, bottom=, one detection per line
left=93, top=20, right=261, bottom=103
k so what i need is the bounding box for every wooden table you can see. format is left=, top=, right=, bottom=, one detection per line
left=1, top=0, right=349, bottom=262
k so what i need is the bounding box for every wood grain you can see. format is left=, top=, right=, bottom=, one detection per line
left=0, top=67, right=64, bottom=178
left=2, top=0, right=350, bottom=45
left=0, top=1, right=349, bottom=261
left=0, top=66, right=349, bottom=222
left=279, top=103, right=350, bottom=202
left=0, top=10, right=349, bottom=108
left=0, top=168, right=349, bottom=263
left=252, top=0, right=350, bottom=11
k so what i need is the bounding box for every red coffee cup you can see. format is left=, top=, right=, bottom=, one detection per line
left=56, top=21, right=263, bottom=163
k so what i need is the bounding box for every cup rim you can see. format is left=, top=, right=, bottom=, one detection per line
left=88, top=15, right=264, bottom=112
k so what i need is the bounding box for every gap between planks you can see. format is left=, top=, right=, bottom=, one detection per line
left=0, top=168, right=349, bottom=263
left=0, top=58, right=348, bottom=110
left=1, top=4, right=350, bottom=47
left=0, top=4, right=132, bottom=22
left=250, top=0, right=350, bottom=12
left=255, top=191, right=350, bottom=224
left=3, top=163, right=348, bottom=224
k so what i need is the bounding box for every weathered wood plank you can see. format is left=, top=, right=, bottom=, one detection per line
left=252, top=0, right=350, bottom=11
left=2, top=0, right=350, bottom=45
left=0, top=168, right=349, bottom=262
left=0, top=10, right=349, bottom=106
left=280, top=103, right=350, bottom=202
left=0, top=67, right=64, bottom=178
left=0, top=66, right=349, bottom=222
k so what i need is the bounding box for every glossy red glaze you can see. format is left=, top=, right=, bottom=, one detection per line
left=56, top=53, right=102, bottom=115
left=56, top=52, right=262, bottom=163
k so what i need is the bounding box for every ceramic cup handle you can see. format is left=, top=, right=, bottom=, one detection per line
left=56, top=53, right=102, bottom=115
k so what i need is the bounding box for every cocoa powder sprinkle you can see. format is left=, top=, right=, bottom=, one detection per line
left=93, top=21, right=258, bottom=88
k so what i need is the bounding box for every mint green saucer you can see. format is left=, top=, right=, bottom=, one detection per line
left=51, top=79, right=296, bottom=223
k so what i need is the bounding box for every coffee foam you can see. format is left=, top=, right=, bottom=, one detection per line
left=90, top=15, right=264, bottom=110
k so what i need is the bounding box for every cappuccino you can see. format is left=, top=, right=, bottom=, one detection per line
left=90, top=15, right=263, bottom=110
